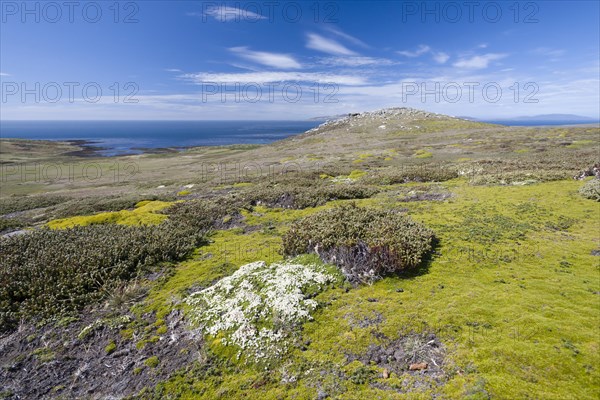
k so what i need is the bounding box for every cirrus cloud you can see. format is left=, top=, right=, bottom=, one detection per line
left=229, top=47, right=301, bottom=69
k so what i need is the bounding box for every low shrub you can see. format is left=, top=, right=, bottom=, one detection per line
left=579, top=179, right=600, bottom=201
left=0, top=195, right=69, bottom=215
left=282, top=204, right=434, bottom=283
left=163, top=198, right=240, bottom=229
left=0, top=217, right=23, bottom=233
left=365, top=165, right=458, bottom=185
left=0, top=217, right=209, bottom=332
left=240, top=180, right=379, bottom=209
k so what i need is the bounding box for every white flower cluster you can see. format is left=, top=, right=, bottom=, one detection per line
left=186, top=260, right=337, bottom=360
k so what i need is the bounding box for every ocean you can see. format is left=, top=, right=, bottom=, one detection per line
left=480, top=119, right=599, bottom=126
left=0, top=120, right=323, bottom=156
left=1, top=119, right=596, bottom=156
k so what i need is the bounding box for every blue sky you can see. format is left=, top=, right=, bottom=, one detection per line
left=1, top=1, right=598, bottom=120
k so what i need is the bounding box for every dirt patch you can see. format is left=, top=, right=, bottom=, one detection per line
left=0, top=310, right=200, bottom=399
left=345, top=332, right=446, bottom=392
left=344, top=311, right=384, bottom=328
left=399, top=192, right=452, bottom=202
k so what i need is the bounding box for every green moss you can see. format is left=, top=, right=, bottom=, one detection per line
left=143, top=229, right=284, bottom=320
left=46, top=200, right=173, bottom=229
left=156, top=326, right=168, bottom=335
left=120, top=328, right=134, bottom=340
left=233, top=182, right=253, bottom=188
left=105, top=340, right=117, bottom=354
left=348, top=170, right=367, bottom=180
left=32, top=347, right=55, bottom=363
left=177, top=190, right=191, bottom=196
left=566, top=140, right=595, bottom=149
left=414, top=149, right=433, bottom=158
left=145, top=356, right=160, bottom=368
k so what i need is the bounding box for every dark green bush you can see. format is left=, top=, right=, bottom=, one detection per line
left=0, top=195, right=69, bottom=215
left=365, top=165, right=459, bottom=185
left=240, top=180, right=379, bottom=209
left=0, top=217, right=23, bottom=233
left=0, top=217, right=209, bottom=332
left=579, top=179, right=600, bottom=201
left=282, top=204, right=434, bottom=283
left=163, top=198, right=240, bottom=229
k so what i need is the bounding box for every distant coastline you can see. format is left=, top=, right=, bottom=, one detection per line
left=0, top=120, right=321, bottom=157
left=1, top=118, right=598, bottom=157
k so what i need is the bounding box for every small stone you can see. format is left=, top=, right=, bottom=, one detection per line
left=367, top=298, right=378, bottom=302
left=382, top=368, right=390, bottom=379
left=396, top=288, right=404, bottom=293
left=409, top=362, right=428, bottom=371
left=317, top=390, right=329, bottom=400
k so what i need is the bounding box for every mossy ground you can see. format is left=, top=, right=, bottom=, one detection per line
left=46, top=200, right=173, bottom=229
left=2, top=118, right=598, bottom=399
left=130, top=178, right=599, bottom=399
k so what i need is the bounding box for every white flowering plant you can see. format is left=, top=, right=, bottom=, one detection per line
left=186, top=256, right=343, bottom=362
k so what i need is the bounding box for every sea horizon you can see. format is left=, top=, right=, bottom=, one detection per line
left=1, top=118, right=598, bottom=156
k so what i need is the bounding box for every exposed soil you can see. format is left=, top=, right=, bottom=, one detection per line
left=0, top=310, right=200, bottom=399
left=345, top=332, right=447, bottom=393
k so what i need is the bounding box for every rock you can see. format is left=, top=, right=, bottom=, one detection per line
left=409, top=362, right=428, bottom=371
left=317, top=390, right=329, bottom=399
left=382, top=368, right=390, bottom=379
left=393, top=349, right=404, bottom=361
left=395, top=288, right=404, bottom=293
left=367, top=298, right=378, bottom=302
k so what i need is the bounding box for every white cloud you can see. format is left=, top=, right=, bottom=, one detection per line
left=191, top=6, right=265, bottom=22
left=432, top=52, right=450, bottom=64
left=397, top=45, right=431, bottom=57
left=317, top=56, right=396, bottom=67
left=183, top=71, right=367, bottom=85
left=306, top=33, right=357, bottom=56
left=229, top=47, right=301, bottom=69
left=453, top=53, right=507, bottom=69
left=398, top=46, right=449, bottom=64
left=323, top=26, right=369, bottom=48
left=165, top=68, right=181, bottom=72
left=0, top=72, right=10, bottom=76
left=533, top=47, right=565, bottom=57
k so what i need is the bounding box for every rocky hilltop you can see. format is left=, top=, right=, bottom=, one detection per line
left=306, top=107, right=464, bottom=134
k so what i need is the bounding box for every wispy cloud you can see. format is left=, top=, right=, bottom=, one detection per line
left=306, top=33, right=357, bottom=56
left=453, top=53, right=507, bottom=69
left=182, top=71, right=366, bottom=85
left=0, top=72, right=10, bottom=76
left=190, top=6, right=265, bottom=22
left=432, top=52, right=450, bottom=64
left=533, top=47, right=565, bottom=57
left=229, top=47, right=301, bottom=69
left=323, top=26, right=369, bottom=48
left=398, top=45, right=449, bottom=64
left=165, top=68, right=181, bottom=73
left=317, top=56, right=396, bottom=67
left=397, top=45, right=431, bottom=57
